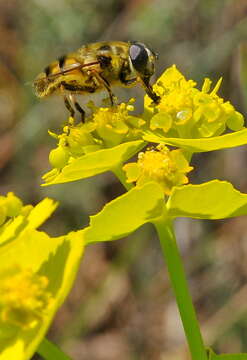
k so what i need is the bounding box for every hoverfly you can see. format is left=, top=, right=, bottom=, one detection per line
left=34, top=41, right=160, bottom=121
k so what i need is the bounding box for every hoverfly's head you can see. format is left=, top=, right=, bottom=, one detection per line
left=129, top=41, right=158, bottom=79
left=129, top=41, right=160, bottom=104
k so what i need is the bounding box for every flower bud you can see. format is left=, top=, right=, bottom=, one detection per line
left=5, top=193, right=23, bottom=217
left=49, top=146, right=69, bottom=169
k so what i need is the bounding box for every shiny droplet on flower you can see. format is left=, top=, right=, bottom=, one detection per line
left=176, top=109, right=192, bottom=124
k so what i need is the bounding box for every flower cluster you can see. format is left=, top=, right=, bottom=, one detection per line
left=123, top=145, right=193, bottom=195
left=0, top=265, right=52, bottom=331
left=146, top=65, right=244, bottom=138
left=45, top=65, right=245, bottom=191
left=48, top=99, right=145, bottom=170
left=88, top=99, right=144, bottom=147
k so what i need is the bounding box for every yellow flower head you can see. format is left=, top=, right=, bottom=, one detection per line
left=89, top=99, right=145, bottom=147
left=123, top=144, right=193, bottom=195
left=0, top=265, right=52, bottom=330
left=148, top=66, right=244, bottom=138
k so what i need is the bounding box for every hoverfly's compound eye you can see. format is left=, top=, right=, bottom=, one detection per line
left=129, top=42, right=149, bottom=74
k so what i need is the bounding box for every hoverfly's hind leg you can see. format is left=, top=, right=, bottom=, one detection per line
left=60, top=82, right=86, bottom=122
left=64, top=95, right=75, bottom=119
left=74, top=101, right=85, bottom=122
left=62, top=95, right=75, bottom=134
left=61, top=82, right=76, bottom=123
left=69, top=94, right=85, bottom=122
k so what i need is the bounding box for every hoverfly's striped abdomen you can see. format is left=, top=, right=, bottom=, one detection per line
left=34, top=54, right=86, bottom=97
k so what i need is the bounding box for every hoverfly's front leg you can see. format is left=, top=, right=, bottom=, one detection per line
left=139, top=76, right=160, bottom=104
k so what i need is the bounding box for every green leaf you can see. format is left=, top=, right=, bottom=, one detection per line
left=0, top=226, right=85, bottom=360
left=167, top=180, right=247, bottom=219
left=84, top=182, right=164, bottom=244
left=142, top=128, right=247, bottom=152
left=42, top=140, right=145, bottom=186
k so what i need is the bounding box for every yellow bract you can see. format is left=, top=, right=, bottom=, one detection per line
left=123, top=145, right=193, bottom=195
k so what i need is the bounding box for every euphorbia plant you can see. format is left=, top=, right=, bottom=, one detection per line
left=2, top=66, right=247, bottom=359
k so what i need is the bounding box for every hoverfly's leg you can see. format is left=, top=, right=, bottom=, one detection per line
left=69, top=94, right=85, bottom=122
left=99, top=75, right=116, bottom=106
left=64, top=95, right=75, bottom=118
left=75, top=102, right=85, bottom=122
left=139, top=76, right=160, bottom=104
left=63, top=95, right=75, bottom=134
left=61, top=82, right=76, bottom=121
left=90, top=70, right=116, bottom=106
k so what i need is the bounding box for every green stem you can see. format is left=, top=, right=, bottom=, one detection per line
left=37, top=338, right=71, bottom=360
left=112, top=164, right=133, bottom=190
left=154, top=215, right=208, bottom=360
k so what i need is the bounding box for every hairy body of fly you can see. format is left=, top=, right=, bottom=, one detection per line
left=34, top=41, right=138, bottom=98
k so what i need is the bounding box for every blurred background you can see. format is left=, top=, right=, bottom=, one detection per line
left=1, top=0, right=247, bottom=359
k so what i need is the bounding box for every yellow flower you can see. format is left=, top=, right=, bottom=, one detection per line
left=146, top=65, right=244, bottom=138
left=47, top=99, right=145, bottom=172
left=89, top=99, right=145, bottom=147
left=123, top=145, right=193, bottom=195
left=0, top=265, right=52, bottom=331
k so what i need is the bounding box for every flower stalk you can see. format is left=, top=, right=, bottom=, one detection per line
left=154, top=214, right=208, bottom=360
left=37, top=338, right=71, bottom=360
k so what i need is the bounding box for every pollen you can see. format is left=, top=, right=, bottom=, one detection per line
left=123, top=145, right=193, bottom=195
left=0, top=265, right=52, bottom=329
left=149, top=65, right=244, bottom=138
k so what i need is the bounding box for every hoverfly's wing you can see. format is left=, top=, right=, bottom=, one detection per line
left=45, top=62, right=83, bottom=79
left=41, top=61, right=101, bottom=81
